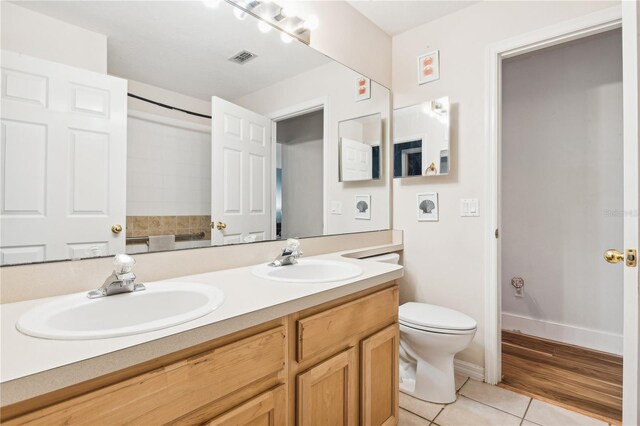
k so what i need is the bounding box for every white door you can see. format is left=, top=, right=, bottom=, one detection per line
left=211, top=97, right=271, bottom=245
left=0, top=51, right=127, bottom=265
left=622, top=3, right=639, bottom=424
left=340, top=137, right=372, bottom=181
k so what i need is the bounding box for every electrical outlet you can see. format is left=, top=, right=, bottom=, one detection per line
left=514, top=286, right=524, bottom=297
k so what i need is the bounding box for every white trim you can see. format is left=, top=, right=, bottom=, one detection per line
left=483, top=6, right=623, bottom=386
left=127, top=109, right=211, bottom=133
left=454, top=359, right=485, bottom=382
left=502, top=312, right=623, bottom=356
left=621, top=2, right=640, bottom=424
left=268, top=97, right=330, bottom=236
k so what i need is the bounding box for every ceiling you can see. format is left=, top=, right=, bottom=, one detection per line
left=14, top=1, right=330, bottom=101
left=347, top=0, right=479, bottom=36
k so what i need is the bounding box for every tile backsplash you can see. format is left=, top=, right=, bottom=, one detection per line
left=126, top=215, right=211, bottom=241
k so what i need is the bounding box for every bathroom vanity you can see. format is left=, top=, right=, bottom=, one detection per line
left=0, top=249, right=402, bottom=426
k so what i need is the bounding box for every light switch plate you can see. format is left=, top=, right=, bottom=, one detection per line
left=460, top=199, right=479, bottom=217
left=330, top=201, right=342, bottom=215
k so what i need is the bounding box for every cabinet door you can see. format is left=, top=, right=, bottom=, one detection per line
left=206, top=385, right=286, bottom=426
left=361, top=324, right=400, bottom=426
left=297, top=347, right=358, bottom=426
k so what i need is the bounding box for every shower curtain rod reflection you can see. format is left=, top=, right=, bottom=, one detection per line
left=127, top=93, right=212, bottom=119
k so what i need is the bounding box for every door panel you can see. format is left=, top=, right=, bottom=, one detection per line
left=297, top=347, right=357, bottom=426
left=361, top=324, right=400, bottom=426
left=211, top=97, right=271, bottom=245
left=0, top=50, right=127, bottom=264
left=206, top=385, right=286, bottom=426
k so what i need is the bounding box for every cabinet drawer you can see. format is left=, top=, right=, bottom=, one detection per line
left=297, top=286, right=398, bottom=362
left=7, top=327, right=286, bottom=425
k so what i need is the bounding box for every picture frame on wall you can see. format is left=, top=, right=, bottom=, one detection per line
left=417, top=192, right=438, bottom=221
left=355, top=76, right=371, bottom=101
left=417, top=50, right=440, bottom=85
left=355, top=194, right=371, bottom=220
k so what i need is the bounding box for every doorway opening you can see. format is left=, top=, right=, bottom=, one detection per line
left=499, top=29, right=623, bottom=423
left=274, top=109, right=324, bottom=240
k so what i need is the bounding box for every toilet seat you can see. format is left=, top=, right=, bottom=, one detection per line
left=399, top=302, right=477, bottom=334
left=400, top=320, right=476, bottom=335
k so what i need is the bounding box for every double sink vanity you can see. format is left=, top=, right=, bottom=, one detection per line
left=0, top=238, right=403, bottom=425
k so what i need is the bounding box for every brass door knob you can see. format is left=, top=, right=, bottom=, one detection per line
left=604, top=248, right=637, bottom=267
left=604, top=249, right=624, bottom=264
left=215, top=222, right=227, bottom=231
left=111, top=224, right=123, bottom=234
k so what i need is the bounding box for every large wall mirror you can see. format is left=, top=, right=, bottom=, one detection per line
left=393, top=97, right=450, bottom=178
left=0, top=0, right=391, bottom=266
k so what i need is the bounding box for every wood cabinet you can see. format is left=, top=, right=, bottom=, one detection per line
left=361, top=324, right=400, bottom=426
left=3, top=283, right=399, bottom=426
left=297, top=348, right=358, bottom=426
left=206, top=385, right=286, bottom=426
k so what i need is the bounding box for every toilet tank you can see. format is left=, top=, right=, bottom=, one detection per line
left=366, top=252, right=400, bottom=264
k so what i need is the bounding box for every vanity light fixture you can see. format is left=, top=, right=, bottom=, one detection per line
left=228, top=0, right=312, bottom=44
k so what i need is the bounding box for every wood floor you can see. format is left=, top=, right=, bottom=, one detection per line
left=500, top=330, right=623, bottom=424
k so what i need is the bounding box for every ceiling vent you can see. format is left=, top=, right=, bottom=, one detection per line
left=229, top=50, right=258, bottom=65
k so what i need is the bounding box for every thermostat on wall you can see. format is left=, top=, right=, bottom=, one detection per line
left=417, top=50, right=440, bottom=85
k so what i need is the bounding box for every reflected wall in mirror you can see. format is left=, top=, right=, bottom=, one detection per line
left=339, top=113, right=382, bottom=182
left=0, top=0, right=391, bottom=266
left=393, top=97, right=450, bottom=178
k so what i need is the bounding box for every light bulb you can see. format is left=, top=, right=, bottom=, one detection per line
left=258, top=21, right=272, bottom=33
left=280, top=32, right=293, bottom=43
left=234, top=7, right=247, bottom=20
left=303, top=15, right=319, bottom=30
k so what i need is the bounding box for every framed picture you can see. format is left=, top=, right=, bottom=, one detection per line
left=417, top=50, right=440, bottom=85
left=355, top=194, right=371, bottom=220
left=417, top=193, right=438, bottom=221
left=355, top=76, right=371, bottom=101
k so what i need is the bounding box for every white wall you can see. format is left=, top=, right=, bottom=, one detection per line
left=502, top=30, right=623, bottom=354
left=391, top=0, right=618, bottom=368
left=0, top=2, right=107, bottom=73
left=281, top=1, right=392, bottom=87
left=235, top=61, right=391, bottom=236
left=277, top=110, right=324, bottom=239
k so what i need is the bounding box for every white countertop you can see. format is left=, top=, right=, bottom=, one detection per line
left=0, top=249, right=402, bottom=406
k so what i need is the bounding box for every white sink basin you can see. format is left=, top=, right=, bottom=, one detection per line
left=252, top=259, right=363, bottom=283
left=16, top=282, right=225, bottom=340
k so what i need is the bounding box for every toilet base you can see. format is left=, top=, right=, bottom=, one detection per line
left=399, top=353, right=457, bottom=404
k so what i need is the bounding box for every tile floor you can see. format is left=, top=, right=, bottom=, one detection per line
left=399, top=375, right=611, bottom=426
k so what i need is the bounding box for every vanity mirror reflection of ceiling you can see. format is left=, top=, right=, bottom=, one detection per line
left=347, top=0, right=478, bottom=36
left=14, top=1, right=330, bottom=100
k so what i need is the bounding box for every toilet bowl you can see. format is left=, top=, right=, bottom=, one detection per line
left=365, top=253, right=476, bottom=404
left=399, top=302, right=476, bottom=403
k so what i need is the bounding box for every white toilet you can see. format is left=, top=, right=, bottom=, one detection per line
left=398, top=303, right=476, bottom=403
left=367, top=253, right=477, bottom=404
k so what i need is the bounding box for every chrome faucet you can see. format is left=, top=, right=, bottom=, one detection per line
left=87, top=254, right=146, bottom=299
left=269, top=238, right=303, bottom=267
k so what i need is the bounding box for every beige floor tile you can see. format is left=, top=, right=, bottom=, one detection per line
left=400, top=391, right=445, bottom=420
left=433, top=395, right=521, bottom=426
left=524, top=399, right=607, bottom=426
left=455, top=374, right=469, bottom=391
left=399, top=408, right=431, bottom=426
left=521, top=421, right=540, bottom=426
left=459, top=380, right=531, bottom=417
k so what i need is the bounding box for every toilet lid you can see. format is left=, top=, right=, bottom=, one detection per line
left=399, top=302, right=477, bottom=331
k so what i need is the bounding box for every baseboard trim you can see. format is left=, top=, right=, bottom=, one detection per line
left=502, top=312, right=622, bottom=355
left=454, top=359, right=485, bottom=382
